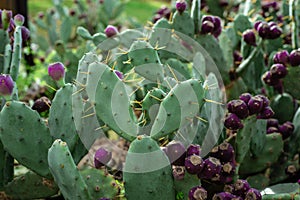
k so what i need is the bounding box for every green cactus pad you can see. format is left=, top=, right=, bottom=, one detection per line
left=150, top=79, right=205, bottom=140
left=246, top=173, right=270, bottom=190
left=239, top=133, right=284, bottom=175
left=288, top=107, right=300, bottom=156
left=174, top=169, right=200, bottom=200
left=165, top=58, right=192, bottom=80
left=172, top=11, right=195, bottom=38
left=250, top=119, right=267, bottom=157
left=235, top=116, right=257, bottom=163
left=128, top=40, right=164, bottom=82
left=4, top=171, right=59, bottom=200
left=269, top=154, right=299, bottom=185
left=80, top=168, right=119, bottom=199
left=283, top=67, right=300, bottom=99
left=196, top=35, right=230, bottom=84
left=123, top=135, right=175, bottom=200
left=270, top=93, right=295, bottom=123
left=149, top=18, right=172, bottom=48
left=48, top=139, right=92, bottom=200
left=119, top=29, right=144, bottom=49
left=94, top=63, right=138, bottom=141
left=0, top=101, right=52, bottom=178
left=9, top=26, right=22, bottom=81
left=261, top=183, right=300, bottom=200
left=49, top=84, right=87, bottom=163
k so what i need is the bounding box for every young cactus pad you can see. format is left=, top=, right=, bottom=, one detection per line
left=48, top=139, right=92, bottom=200
left=123, top=135, right=175, bottom=200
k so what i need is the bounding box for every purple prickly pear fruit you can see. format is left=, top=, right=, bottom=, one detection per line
left=267, top=118, right=279, bottom=128
left=257, top=22, right=270, bottom=39
left=262, top=71, right=280, bottom=86
left=14, top=14, right=25, bottom=26
left=245, top=188, right=262, bottom=200
left=227, top=100, right=249, bottom=119
left=69, top=9, right=76, bottom=16
left=165, top=141, right=186, bottom=166
left=278, top=121, right=294, bottom=139
left=202, top=15, right=214, bottom=23
left=273, top=50, right=289, bottom=65
left=285, top=164, right=297, bottom=175
left=219, top=174, right=234, bottom=184
left=104, top=25, right=118, bottom=38
left=7, top=18, right=15, bottom=33
left=186, top=144, right=201, bottom=156
left=247, top=96, right=264, bottom=115
left=254, top=21, right=262, bottom=31
left=243, top=29, right=256, bottom=46
left=267, top=126, right=279, bottom=134
left=172, top=165, right=185, bottom=180
left=289, top=49, right=300, bottom=66
left=188, top=186, right=207, bottom=200
left=176, top=0, right=187, bottom=13
left=152, top=14, right=162, bottom=23
left=38, top=12, right=44, bottom=19
left=199, top=157, right=222, bottom=179
left=239, top=93, right=252, bottom=104
left=213, top=26, right=222, bottom=38
left=255, top=95, right=270, bottom=107
left=222, top=162, right=236, bottom=175
left=224, top=184, right=234, bottom=193
left=270, top=64, right=287, bottom=79
left=21, top=26, right=30, bottom=42
left=212, top=192, right=237, bottom=200
left=267, top=22, right=277, bottom=28
left=98, top=198, right=110, bottom=200
left=32, top=97, right=52, bottom=113
left=48, top=62, right=65, bottom=81
left=233, top=179, right=251, bottom=197
left=185, top=154, right=204, bottom=174
left=211, top=142, right=235, bottom=163
left=213, top=16, right=221, bottom=30
left=113, top=70, right=124, bottom=80
left=201, top=21, right=214, bottom=34
left=94, top=147, right=112, bottom=168
left=224, top=113, right=243, bottom=130
left=0, top=74, right=14, bottom=96
left=257, top=106, right=274, bottom=119
left=269, top=25, right=282, bottom=39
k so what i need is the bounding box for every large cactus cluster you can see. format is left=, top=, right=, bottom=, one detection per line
left=0, top=0, right=300, bottom=199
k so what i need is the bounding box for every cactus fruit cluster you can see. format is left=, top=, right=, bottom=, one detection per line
left=0, top=0, right=300, bottom=199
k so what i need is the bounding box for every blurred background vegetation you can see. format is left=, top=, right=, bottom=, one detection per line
left=28, top=0, right=169, bottom=24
